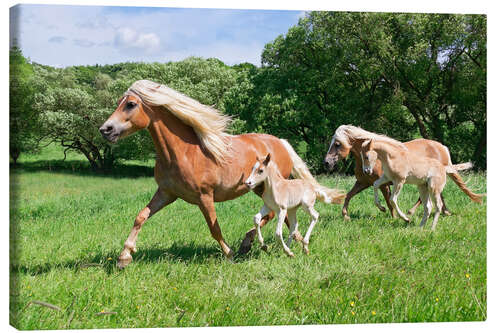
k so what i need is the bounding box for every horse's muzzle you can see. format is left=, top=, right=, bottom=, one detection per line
left=323, top=155, right=337, bottom=172
left=99, top=122, right=119, bottom=143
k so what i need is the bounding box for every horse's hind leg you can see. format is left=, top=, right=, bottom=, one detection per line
left=380, top=183, right=396, bottom=218
left=342, top=180, right=370, bottom=220
left=302, top=202, right=320, bottom=255
left=408, top=197, right=421, bottom=216
left=276, top=209, right=294, bottom=257
left=418, top=186, right=431, bottom=228
left=440, top=193, right=452, bottom=216
left=238, top=185, right=302, bottom=254
left=254, top=205, right=271, bottom=251
left=199, top=195, right=234, bottom=259
left=431, top=190, right=443, bottom=231
left=286, top=208, right=299, bottom=247
left=118, top=188, right=176, bottom=269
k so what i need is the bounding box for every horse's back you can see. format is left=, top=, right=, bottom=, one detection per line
left=231, top=133, right=294, bottom=177
left=404, top=138, right=451, bottom=166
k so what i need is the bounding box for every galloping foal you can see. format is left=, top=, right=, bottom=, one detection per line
left=360, top=138, right=480, bottom=230
left=244, top=154, right=345, bottom=256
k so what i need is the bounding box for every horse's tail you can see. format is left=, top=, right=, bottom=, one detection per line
left=445, top=163, right=483, bottom=203
left=280, top=139, right=345, bottom=204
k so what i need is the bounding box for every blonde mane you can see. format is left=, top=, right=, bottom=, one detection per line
left=334, top=125, right=407, bottom=150
left=126, top=79, right=232, bottom=164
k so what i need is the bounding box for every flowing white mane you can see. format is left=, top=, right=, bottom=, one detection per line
left=125, top=80, right=232, bottom=164
left=334, top=125, right=407, bottom=150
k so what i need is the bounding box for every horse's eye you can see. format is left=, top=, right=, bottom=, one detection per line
left=126, top=101, right=136, bottom=109
left=335, top=142, right=341, bottom=147
left=258, top=170, right=263, bottom=174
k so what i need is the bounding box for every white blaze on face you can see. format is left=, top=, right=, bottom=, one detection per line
left=245, top=161, right=261, bottom=186
left=327, top=136, right=336, bottom=152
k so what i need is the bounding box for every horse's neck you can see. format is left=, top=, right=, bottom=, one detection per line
left=373, top=141, right=404, bottom=166
left=262, top=164, right=285, bottom=205
left=147, top=107, right=201, bottom=166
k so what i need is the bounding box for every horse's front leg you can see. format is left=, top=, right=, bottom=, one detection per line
left=254, top=205, right=271, bottom=251
left=276, top=208, right=294, bottom=257
left=390, top=181, right=410, bottom=223
left=118, top=188, right=176, bottom=269
left=373, top=175, right=389, bottom=212
left=342, top=180, right=370, bottom=220
left=199, top=194, right=234, bottom=259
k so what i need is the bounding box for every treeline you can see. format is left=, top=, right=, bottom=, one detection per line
left=10, top=12, right=486, bottom=173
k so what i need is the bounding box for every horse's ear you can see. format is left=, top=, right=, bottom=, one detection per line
left=263, top=153, right=271, bottom=166
left=362, top=139, right=373, bottom=150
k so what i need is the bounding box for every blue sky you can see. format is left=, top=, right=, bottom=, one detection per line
left=10, top=4, right=305, bottom=67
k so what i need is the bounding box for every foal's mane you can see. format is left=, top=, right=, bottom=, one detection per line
left=126, top=79, right=232, bottom=164
left=334, top=125, right=407, bottom=151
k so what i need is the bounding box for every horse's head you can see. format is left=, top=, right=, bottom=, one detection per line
left=360, top=139, right=377, bottom=175
left=324, top=136, right=351, bottom=171
left=99, top=93, right=151, bottom=143
left=244, top=154, right=272, bottom=189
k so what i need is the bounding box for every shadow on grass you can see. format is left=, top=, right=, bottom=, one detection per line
left=10, top=241, right=252, bottom=277
left=10, top=159, right=154, bottom=179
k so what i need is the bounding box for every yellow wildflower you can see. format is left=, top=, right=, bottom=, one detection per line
left=466, top=273, right=470, bottom=279
left=371, top=311, right=376, bottom=315
left=435, top=297, right=439, bottom=302
left=350, top=301, right=355, bottom=307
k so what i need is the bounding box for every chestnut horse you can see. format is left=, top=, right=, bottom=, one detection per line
left=99, top=80, right=337, bottom=267
left=324, top=125, right=478, bottom=220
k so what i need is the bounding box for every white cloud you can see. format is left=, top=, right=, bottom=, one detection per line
left=114, top=28, right=160, bottom=54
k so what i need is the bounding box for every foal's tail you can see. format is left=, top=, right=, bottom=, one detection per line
left=280, top=139, right=345, bottom=204
left=445, top=163, right=484, bottom=203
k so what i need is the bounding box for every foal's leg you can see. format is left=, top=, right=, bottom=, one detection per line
left=342, top=181, right=370, bottom=220
left=302, top=203, right=320, bottom=255
left=199, top=195, right=234, bottom=259
left=286, top=208, right=299, bottom=247
left=407, top=198, right=422, bottom=216
left=253, top=205, right=271, bottom=251
left=440, top=193, right=452, bottom=216
left=380, top=184, right=396, bottom=218
left=373, top=175, right=390, bottom=212
left=276, top=208, right=294, bottom=257
left=417, top=185, right=431, bottom=228
left=431, top=189, right=443, bottom=231
left=239, top=211, right=302, bottom=254
left=118, top=188, right=176, bottom=269
left=389, top=181, right=410, bottom=223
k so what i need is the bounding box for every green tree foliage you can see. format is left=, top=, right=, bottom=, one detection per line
left=9, top=47, right=42, bottom=164
left=233, top=12, right=486, bottom=172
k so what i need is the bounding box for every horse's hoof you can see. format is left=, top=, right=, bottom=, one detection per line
left=287, top=252, right=295, bottom=258
left=443, top=210, right=452, bottom=216
left=225, top=249, right=235, bottom=260
left=261, top=244, right=268, bottom=252
left=303, top=246, right=310, bottom=255
left=238, top=238, right=253, bottom=255
left=343, top=215, right=351, bottom=221
left=293, top=233, right=304, bottom=242
left=379, top=206, right=387, bottom=213
left=117, top=254, right=133, bottom=269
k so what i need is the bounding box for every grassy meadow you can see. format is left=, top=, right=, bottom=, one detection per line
left=10, top=145, right=487, bottom=329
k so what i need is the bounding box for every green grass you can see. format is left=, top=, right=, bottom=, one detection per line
left=10, top=146, right=486, bottom=329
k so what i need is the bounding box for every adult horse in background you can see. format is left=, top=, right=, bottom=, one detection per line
left=323, top=125, right=479, bottom=220
left=99, top=79, right=340, bottom=267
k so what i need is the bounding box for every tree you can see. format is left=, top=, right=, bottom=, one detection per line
left=235, top=12, right=486, bottom=172
left=9, top=47, right=39, bottom=165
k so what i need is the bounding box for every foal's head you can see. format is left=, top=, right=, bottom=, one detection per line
left=244, top=154, right=272, bottom=189
left=360, top=139, right=378, bottom=175
left=99, top=92, right=152, bottom=143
